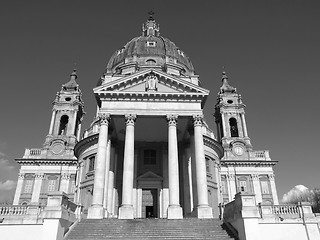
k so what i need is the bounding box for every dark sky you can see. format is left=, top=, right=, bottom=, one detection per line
left=0, top=0, right=319, bottom=202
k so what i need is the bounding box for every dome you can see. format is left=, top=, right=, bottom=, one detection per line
left=105, top=14, right=195, bottom=78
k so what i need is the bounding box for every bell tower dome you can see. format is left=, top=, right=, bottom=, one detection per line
left=43, top=69, right=85, bottom=158
left=214, top=71, right=252, bottom=150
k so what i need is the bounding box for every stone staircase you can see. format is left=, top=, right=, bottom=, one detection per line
left=66, top=218, right=237, bottom=240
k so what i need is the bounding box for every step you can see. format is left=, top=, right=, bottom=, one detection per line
left=66, top=218, right=236, bottom=240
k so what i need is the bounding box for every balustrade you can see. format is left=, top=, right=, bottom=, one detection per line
left=271, top=204, right=299, bottom=215
left=0, top=205, right=44, bottom=216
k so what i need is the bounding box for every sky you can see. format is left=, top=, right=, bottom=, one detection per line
left=0, top=0, right=319, bottom=203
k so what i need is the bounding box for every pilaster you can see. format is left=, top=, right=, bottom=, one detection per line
left=227, top=173, right=237, bottom=201
left=268, top=174, right=279, bottom=204
left=59, top=173, right=71, bottom=194
left=251, top=174, right=262, bottom=204
left=31, top=173, right=44, bottom=203
left=13, top=173, right=25, bottom=205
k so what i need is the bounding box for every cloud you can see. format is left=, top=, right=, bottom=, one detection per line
left=0, top=180, right=16, bottom=191
left=0, top=153, right=18, bottom=171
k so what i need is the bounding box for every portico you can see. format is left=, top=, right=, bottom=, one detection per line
left=86, top=110, right=213, bottom=219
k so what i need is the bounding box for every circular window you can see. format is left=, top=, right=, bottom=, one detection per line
left=65, top=97, right=71, bottom=101
left=227, top=100, right=233, bottom=104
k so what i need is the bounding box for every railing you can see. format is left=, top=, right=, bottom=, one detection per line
left=272, top=205, right=300, bottom=215
left=0, top=205, right=28, bottom=215
left=258, top=203, right=301, bottom=218
left=23, top=148, right=42, bottom=158
left=0, top=205, right=44, bottom=216
left=249, top=150, right=270, bottom=160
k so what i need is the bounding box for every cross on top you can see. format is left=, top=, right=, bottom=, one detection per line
left=148, top=10, right=155, bottom=20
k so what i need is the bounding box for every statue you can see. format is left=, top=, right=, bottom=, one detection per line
left=145, top=74, right=158, bottom=91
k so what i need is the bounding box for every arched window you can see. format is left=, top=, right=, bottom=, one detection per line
left=58, top=115, right=69, bottom=135
left=229, top=118, right=239, bottom=137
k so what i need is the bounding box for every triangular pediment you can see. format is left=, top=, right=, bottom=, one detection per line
left=137, top=171, right=163, bottom=180
left=94, top=69, right=209, bottom=96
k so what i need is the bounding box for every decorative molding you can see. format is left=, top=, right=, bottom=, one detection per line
left=192, top=114, right=203, bottom=127
left=268, top=174, right=275, bottom=180
left=35, top=173, right=45, bottom=180
left=251, top=174, right=259, bottom=181
left=98, top=113, right=110, bottom=125
left=221, top=160, right=278, bottom=167
left=125, top=114, right=137, bottom=126
left=61, top=173, right=71, bottom=180
left=18, top=173, right=25, bottom=179
left=15, top=158, right=78, bottom=166
left=203, top=136, right=224, bottom=159
left=166, top=114, right=178, bottom=126
left=227, top=174, right=235, bottom=181
left=145, top=73, right=158, bottom=91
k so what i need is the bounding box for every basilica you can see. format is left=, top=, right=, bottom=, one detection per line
left=12, top=13, right=278, bottom=221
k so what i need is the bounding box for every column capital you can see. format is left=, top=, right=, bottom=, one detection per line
left=167, top=114, right=178, bottom=126
left=268, top=174, right=275, bottom=180
left=61, top=173, right=71, bottom=180
left=227, top=174, right=235, bottom=181
left=193, top=114, right=203, bottom=127
left=251, top=174, right=259, bottom=181
left=98, top=113, right=111, bottom=125
left=125, top=114, right=136, bottom=126
left=18, top=173, right=25, bottom=179
left=35, top=173, right=45, bottom=180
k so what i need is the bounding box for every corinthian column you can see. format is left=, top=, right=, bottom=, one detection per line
left=88, top=113, right=110, bottom=219
left=119, top=114, right=136, bottom=219
left=192, top=114, right=213, bottom=218
left=166, top=114, right=183, bottom=219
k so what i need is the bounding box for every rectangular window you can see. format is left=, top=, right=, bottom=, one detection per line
left=88, top=156, right=95, bottom=172
left=206, top=158, right=210, bottom=172
left=261, top=181, right=270, bottom=194
left=144, top=149, right=157, bottom=165
left=24, top=180, right=33, bottom=193
left=47, top=180, right=56, bottom=192
left=239, top=180, right=247, bottom=192
left=147, top=41, right=156, bottom=47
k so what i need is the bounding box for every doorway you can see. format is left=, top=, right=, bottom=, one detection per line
left=142, top=188, right=158, bottom=218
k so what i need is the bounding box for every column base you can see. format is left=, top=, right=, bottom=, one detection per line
left=87, top=205, right=104, bottom=219
left=118, top=205, right=134, bottom=219
left=167, top=205, right=183, bottom=219
left=192, top=205, right=213, bottom=219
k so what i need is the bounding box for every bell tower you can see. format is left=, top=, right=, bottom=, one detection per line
left=43, top=69, right=85, bottom=158
left=214, top=71, right=252, bottom=151
left=214, top=71, right=279, bottom=205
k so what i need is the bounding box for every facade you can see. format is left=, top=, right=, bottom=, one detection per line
left=12, top=14, right=278, bottom=220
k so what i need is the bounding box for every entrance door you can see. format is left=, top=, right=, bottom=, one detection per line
left=142, top=189, right=158, bottom=218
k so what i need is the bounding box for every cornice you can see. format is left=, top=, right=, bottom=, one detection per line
left=221, top=160, right=278, bottom=167
left=15, top=158, right=77, bottom=166
left=74, top=134, right=99, bottom=158
left=203, top=136, right=224, bottom=159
